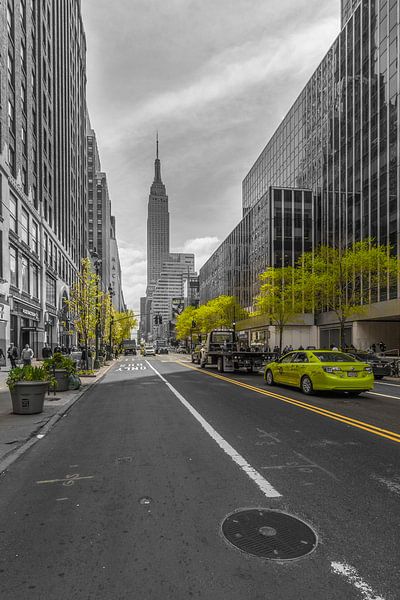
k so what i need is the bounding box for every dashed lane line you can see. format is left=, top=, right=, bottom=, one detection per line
left=145, top=360, right=281, bottom=499
left=177, top=362, right=400, bottom=444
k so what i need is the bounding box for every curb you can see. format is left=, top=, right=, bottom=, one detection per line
left=0, top=362, right=115, bottom=476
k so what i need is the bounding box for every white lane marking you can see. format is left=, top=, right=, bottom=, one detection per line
left=375, top=381, right=400, bottom=388
left=145, top=360, right=281, bottom=499
left=371, top=474, right=400, bottom=497
left=366, top=391, right=400, bottom=400
left=331, top=562, right=386, bottom=600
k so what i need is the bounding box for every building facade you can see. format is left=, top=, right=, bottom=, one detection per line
left=200, top=0, right=400, bottom=349
left=0, top=0, right=126, bottom=356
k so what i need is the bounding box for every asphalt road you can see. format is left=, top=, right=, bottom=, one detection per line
left=0, top=356, right=399, bottom=599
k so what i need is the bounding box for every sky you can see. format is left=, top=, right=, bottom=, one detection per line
left=80, top=0, right=340, bottom=316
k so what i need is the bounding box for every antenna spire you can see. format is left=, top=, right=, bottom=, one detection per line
left=156, top=131, right=159, bottom=159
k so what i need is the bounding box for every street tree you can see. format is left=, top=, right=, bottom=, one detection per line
left=254, top=265, right=307, bottom=352
left=112, top=310, right=137, bottom=348
left=301, top=240, right=400, bottom=348
left=175, top=306, right=198, bottom=342
left=194, top=296, right=248, bottom=333
left=66, top=258, right=99, bottom=365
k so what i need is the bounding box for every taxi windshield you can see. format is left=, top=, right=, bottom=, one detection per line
left=312, top=352, right=358, bottom=363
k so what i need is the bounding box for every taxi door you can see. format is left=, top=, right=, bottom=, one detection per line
left=290, top=352, right=309, bottom=386
left=275, top=353, right=296, bottom=384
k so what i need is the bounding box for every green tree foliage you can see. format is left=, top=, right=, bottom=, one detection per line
left=66, top=258, right=99, bottom=351
left=113, top=310, right=137, bottom=347
left=175, top=296, right=248, bottom=341
left=301, top=240, right=400, bottom=348
left=254, top=266, right=306, bottom=352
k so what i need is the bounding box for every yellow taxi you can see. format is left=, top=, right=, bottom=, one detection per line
left=264, top=350, right=374, bottom=396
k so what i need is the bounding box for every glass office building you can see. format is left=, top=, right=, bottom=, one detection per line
left=200, top=0, right=399, bottom=346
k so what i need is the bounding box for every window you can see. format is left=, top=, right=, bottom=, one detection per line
left=8, top=99, right=15, bottom=130
left=21, top=82, right=26, bottom=112
left=7, top=4, right=13, bottom=36
left=46, top=275, right=56, bottom=305
left=21, top=209, right=29, bottom=244
left=10, top=246, right=18, bottom=287
left=7, top=52, right=14, bottom=81
left=32, top=264, right=39, bottom=298
left=0, top=231, right=3, bottom=279
left=21, top=256, right=29, bottom=293
left=20, top=41, right=26, bottom=70
left=31, top=221, right=38, bottom=253
left=10, top=195, right=17, bottom=233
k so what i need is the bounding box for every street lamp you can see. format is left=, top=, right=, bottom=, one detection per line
left=107, top=283, right=114, bottom=360
left=91, top=248, right=102, bottom=369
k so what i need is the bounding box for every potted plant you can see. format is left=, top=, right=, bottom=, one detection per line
left=7, top=365, right=54, bottom=415
left=44, top=352, right=77, bottom=391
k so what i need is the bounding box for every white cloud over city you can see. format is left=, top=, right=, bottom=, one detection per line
left=81, top=0, right=340, bottom=315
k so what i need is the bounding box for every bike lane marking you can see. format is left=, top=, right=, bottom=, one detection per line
left=178, top=362, right=400, bottom=444
left=145, top=360, right=281, bottom=499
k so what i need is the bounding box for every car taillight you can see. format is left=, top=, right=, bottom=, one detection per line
left=323, top=366, right=341, bottom=373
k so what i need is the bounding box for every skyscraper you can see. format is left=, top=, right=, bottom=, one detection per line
left=146, top=136, right=170, bottom=290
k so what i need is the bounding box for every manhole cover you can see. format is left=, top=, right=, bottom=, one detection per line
left=222, top=509, right=317, bottom=560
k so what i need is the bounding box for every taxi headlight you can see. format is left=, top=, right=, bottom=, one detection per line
left=364, top=367, right=373, bottom=373
left=323, top=366, right=341, bottom=373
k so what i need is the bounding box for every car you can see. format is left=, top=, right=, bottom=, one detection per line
left=158, top=347, right=169, bottom=354
left=347, top=352, right=391, bottom=380
left=191, top=344, right=202, bottom=364
left=124, top=348, right=137, bottom=356
left=143, top=345, right=156, bottom=356
left=176, top=347, right=189, bottom=354
left=264, top=350, right=374, bottom=395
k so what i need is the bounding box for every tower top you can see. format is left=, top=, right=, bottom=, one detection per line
left=154, top=133, right=162, bottom=183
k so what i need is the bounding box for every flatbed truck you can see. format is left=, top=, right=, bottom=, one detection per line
left=199, top=329, right=274, bottom=373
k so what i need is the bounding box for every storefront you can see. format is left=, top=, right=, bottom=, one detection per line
left=11, top=300, right=42, bottom=358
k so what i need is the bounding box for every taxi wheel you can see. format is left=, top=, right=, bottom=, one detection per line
left=265, top=369, right=274, bottom=386
left=301, top=375, right=314, bottom=395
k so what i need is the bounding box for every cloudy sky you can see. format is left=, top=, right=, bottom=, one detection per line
left=80, top=0, right=340, bottom=315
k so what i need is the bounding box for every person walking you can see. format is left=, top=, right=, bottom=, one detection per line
left=0, top=348, right=6, bottom=371
left=8, top=344, right=19, bottom=369
left=21, top=344, right=34, bottom=366
left=42, top=343, right=52, bottom=359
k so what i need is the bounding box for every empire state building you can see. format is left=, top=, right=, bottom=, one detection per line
left=146, top=136, right=170, bottom=291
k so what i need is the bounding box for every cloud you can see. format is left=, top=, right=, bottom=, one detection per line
left=174, top=237, right=221, bottom=272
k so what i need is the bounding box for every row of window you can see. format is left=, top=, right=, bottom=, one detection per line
left=9, top=193, right=39, bottom=252
left=10, top=245, right=39, bottom=298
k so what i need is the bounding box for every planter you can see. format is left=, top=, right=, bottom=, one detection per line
left=53, top=369, right=69, bottom=392
left=10, top=381, right=49, bottom=414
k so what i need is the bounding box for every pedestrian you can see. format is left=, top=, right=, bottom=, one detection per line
left=7, top=343, right=19, bottom=369
left=371, top=343, right=377, bottom=353
left=0, top=348, right=5, bottom=370
left=21, top=343, right=34, bottom=366
left=298, top=345, right=304, bottom=350
left=54, top=344, right=62, bottom=354
left=379, top=341, right=386, bottom=353
left=42, top=343, right=52, bottom=359
left=331, top=344, right=339, bottom=351
left=80, top=347, right=87, bottom=370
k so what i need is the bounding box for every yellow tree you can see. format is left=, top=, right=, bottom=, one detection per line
left=112, top=310, right=137, bottom=348
left=302, top=240, right=400, bottom=348
left=175, top=306, right=198, bottom=341
left=66, top=258, right=99, bottom=358
left=254, top=266, right=306, bottom=352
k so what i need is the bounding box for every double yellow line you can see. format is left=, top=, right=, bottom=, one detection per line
left=178, top=362, right=400, bottom=444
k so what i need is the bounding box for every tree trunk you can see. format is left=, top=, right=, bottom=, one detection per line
left=339, top=320, right=346, bottom=350
left=279, top=324, right=284, bottom=353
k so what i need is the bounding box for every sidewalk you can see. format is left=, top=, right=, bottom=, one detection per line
left=0, top=361, right=114, bottom=473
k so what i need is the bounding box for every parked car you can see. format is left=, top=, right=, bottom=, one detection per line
left=264, top=350, right=374, bottom=396
left=158, top=347, right=169, bottom=354
left=191, top=344, right=202, bottom=364
left=348, top=352, right=391, bottom=380
left=143, top=345, right=156, bottom=356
